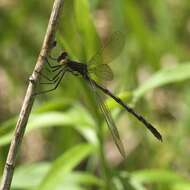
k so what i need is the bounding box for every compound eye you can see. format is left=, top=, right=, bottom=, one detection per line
left=61, top=52, right=68, bottom=58
left=52, top=40, right=57, bottom=48
left=57, top=52, right=68, bottom=62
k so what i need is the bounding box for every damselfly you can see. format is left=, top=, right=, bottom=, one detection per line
left=35, top=32, right=162, bottom=157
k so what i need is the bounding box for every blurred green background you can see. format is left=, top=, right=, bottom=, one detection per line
left=0, top=0, right=190, bottom=189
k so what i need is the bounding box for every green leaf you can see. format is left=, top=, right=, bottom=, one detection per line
left=12, top=163, right=103, bottom=190
left=131, top=169, right=186, bottom=184
left=59, top=172, right=104, bottom=187
left=0, top=117, right=16, bottom=136
left=57, top=0, right=84, bottom=59
left=28, top=110, right=92, bottom=131
left=28, top=105, right=97, bottom=145
left=0, top=105, right=97, bottom=146
left=0, top=117, right=17, bottom=146
left=74, top=0, right=100, bottom=61
left=0, top=132, right=14, bottom=146
left=133, top=63, right=190, bottom=103
left=35, top=98, right=73, bottom=113
left=123, top=0, right=159, bottom=67
left=12, top=162, right=50, bottom=189
left=37, top=143, right=94, bottom=190
left=172, top=182, right=190, bottom=190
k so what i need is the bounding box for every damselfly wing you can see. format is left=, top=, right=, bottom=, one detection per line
left=87, top=31, right=125, bottom=82
left=88, top=78, right=126, bottom=158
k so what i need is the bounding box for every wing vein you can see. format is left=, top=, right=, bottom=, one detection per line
left=87, top=78, right=126, bottom=158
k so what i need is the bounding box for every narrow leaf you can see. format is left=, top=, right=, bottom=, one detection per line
left=37, top=143, right=94, bottom=190
left=133, top=63, right=190, bottom=103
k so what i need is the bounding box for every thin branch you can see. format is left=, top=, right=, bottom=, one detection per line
left=0, top=1, right=64, bottom=189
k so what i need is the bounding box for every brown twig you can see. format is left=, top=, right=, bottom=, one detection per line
left=0, top=1, right=64, bottom=189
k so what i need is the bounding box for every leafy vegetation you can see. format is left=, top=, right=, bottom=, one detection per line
left=0, top=0, right=190, bottom=189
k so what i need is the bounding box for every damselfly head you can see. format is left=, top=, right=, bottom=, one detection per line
left=57, top=52, right=68, bottom=64
left=51, top=40, right=57, bottom=49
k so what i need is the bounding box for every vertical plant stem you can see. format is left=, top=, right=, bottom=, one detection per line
left=0, top=1, right=63, bottom=190
left=97, top=126, right=112, bottom=190
left=82, top=81, right=112, bottom=190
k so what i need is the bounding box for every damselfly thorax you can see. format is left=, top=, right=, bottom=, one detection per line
left=57, top=52, right=89, bottom=79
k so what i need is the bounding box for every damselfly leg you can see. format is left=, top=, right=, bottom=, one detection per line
left=41, top=56, right=63, bottom=71
left=34, top=69, right=66, bottom=95
left=33, top=56, right=66, bottom=95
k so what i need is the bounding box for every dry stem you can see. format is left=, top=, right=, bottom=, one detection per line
left=0, top=0, right=64, bottom=189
